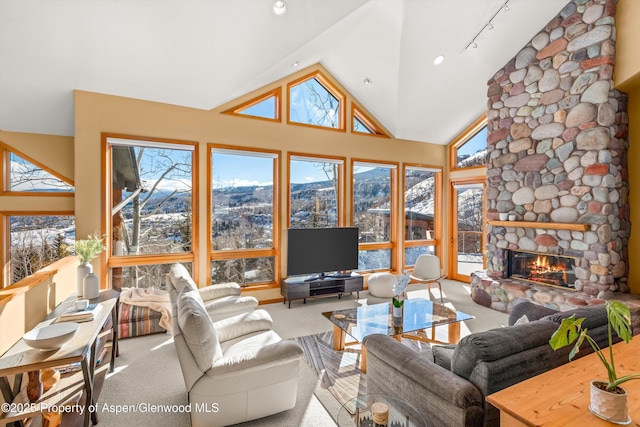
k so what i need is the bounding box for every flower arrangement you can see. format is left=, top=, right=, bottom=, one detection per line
left=392, top=270, right=411, bottom=307
left=74, top=233, right=107, bottom=263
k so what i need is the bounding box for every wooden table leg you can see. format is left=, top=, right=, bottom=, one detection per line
left=361, top=345, right=367, bottom=373
left=42, top=409, right=62, bottom=427
left=448, top=322, right=461, bottom=344
left=332, top=325, right=345, bottom=351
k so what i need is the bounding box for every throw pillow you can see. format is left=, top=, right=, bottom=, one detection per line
left=431, top=344, right=456, bottom=370
left=514, top=314, right=529, bottom=326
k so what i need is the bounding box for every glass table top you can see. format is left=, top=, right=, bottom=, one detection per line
left=337, top=393, right=427, bottom=427
left=322, top=298, right=474, bottom=343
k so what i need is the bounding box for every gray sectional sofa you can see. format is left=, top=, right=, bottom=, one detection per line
left=363, top=300, right=612, bottom=427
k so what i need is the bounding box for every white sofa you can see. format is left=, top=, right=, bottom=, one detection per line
left=166, top=263, right=259, bottom=321
left=167, top=264, right=303, bottom=427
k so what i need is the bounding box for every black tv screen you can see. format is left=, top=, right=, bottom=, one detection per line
left=287, top=227, right=359, bottom=277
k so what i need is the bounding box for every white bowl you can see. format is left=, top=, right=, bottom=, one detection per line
left=23, top=323, right=80, bottom=351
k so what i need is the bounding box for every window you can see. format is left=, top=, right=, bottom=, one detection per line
left=352, top=105, right=388, bottom=137
left=450, top=179, right=485, bottom=282
left=403, top=165, right=441, bottom=267
left=210, top=146, right=279, bottom=286
left=288, top=154, right=343, bottom=229
left=106, top=136, right=197, bottom=290
left=449, top=116, right=488, bottom=170
left=3, top=148, right=73, bottom=193
left=109, top=262, right=192, bottom=291
left=7, top=215, right=74, bottom=285
left=288, top=72, right=345, bottom=131
left=223, top=89, right=281, bottom=122
left=108, top=138, right=194, bottom=257
left=352, top=161, right=396, bottom=271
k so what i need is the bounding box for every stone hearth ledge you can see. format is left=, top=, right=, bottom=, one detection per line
left=470, top=270, right=640, bottom=335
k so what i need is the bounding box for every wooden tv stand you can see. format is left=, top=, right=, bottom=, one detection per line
left=281, top=274, right=363, bottom=308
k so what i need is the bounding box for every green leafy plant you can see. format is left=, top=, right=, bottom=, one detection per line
left=74, top=233, right=107, bottom=263
left=549, top=300, right=639, bottom=392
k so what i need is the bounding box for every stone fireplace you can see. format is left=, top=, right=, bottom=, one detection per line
left=471, top=0, right=631, bottom=313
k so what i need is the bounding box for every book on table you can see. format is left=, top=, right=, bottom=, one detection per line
left=57, top=303, right=103, bottom=323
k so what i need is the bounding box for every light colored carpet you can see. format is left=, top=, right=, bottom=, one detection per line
left=97, top=280, right=508, bottom=426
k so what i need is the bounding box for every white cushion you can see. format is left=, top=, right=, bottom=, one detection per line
left=514, top=314, right=530, bottom=326
left=213, top=309, right=274, bottom=343
left=177, top=289, right=221, bottom=372
left=169, top=263, right=199, bottom=294
left=368, top=272, right=397, bottom=298
left=199, top=282, right=241, bottom=300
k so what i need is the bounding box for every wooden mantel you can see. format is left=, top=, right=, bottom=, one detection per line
left=487, top=220, right=590, bottom=231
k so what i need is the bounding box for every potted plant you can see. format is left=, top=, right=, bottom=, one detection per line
left=74, top=233, right=106, bottom=298
left=549, top=300, right=639, bottom=424
left=392, top=270, right=410, bottom=317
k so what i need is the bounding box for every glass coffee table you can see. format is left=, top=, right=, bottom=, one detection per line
left=337, top=393, right=427, bottom=427
left=322, top=298, right=473, bottom=372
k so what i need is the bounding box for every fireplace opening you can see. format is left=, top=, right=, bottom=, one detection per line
left=507, top=250, right=577, bottom=289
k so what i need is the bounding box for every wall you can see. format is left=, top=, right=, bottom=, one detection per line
left=0, top=256, right=77, bottom=355
left=614, top=0, right=640, bottom=293
left=73, top=64, right=447, bottom=302
left=484, top=0, right=630, bottom=305
left=0, top=130, right=74, bottom=213
left=613, top=0, right=640, bottom=92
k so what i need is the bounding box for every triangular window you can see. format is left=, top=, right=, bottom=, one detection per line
left=223, top=89, right=281, bottom=122
left=288, top=72, right=344, bottom=130
left=352, top=106, right=388, bottom=137
left=7, top=149, right=74, bottom=192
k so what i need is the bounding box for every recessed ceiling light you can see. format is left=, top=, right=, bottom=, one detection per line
left=291, top=60, right=299, bottom=67
left=273, top=0, right=287, bottom=16
left=433, top=55, right=445, bottom=66
left=362, top=77, right=373, bottom=85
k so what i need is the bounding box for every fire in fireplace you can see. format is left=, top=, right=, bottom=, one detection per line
left=507, top=250, right=577, bottom=289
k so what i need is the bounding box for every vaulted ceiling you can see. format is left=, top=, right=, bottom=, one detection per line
left=0, top=0, right=568, bottom=145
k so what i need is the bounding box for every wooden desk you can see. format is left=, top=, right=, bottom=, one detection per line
left=0, top=290, right=119, bottom=427
left=486, top=339, right=640, bottom=426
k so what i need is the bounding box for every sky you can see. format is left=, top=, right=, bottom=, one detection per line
left=457, top=126, right=488, bottom=158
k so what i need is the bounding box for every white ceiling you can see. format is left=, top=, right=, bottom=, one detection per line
left=0, top=0, right=568, bottom=145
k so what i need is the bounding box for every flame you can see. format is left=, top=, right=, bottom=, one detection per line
left=527, top=255, right=568, bottom=284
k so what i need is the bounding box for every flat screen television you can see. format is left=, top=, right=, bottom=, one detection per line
left=287, top=227, right=359, bottom=280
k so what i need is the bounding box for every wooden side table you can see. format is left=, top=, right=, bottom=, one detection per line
left=0, top=290, right=120, bottom=427
left=486, top=339, right=640, bottom=426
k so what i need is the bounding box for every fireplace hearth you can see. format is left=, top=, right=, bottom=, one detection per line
left=508, top=250, right=576, bottom=290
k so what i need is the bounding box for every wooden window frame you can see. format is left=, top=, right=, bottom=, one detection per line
left=448, top=115, right=488, bottom=172
left=0, top=143, right=74, bottom=196
left=351, top=104, right=389, bottom=138
left=1, top=211, right=75, bottom=288
left=286, top=152, right=346, bottom=229
left=286, top=71, right=346, bottom=133
left=401, top=163, right=442, bottom=269
left=208, top=144, right=280, bottom=289
left=102, top=133, right=199, bottom=287
left=222, top=88, right=282, bottom=123
left=351, top=159, right=398, bottom=272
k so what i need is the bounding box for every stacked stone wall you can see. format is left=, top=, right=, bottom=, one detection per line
left=484, top=0, right=629, bottom=297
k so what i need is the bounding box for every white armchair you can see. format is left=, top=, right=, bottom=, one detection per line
left=166, top=263, right=258, bottom=321
left=410, top=254, right=447, bottom=302
left=170, top=286, right=303, bottom=427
